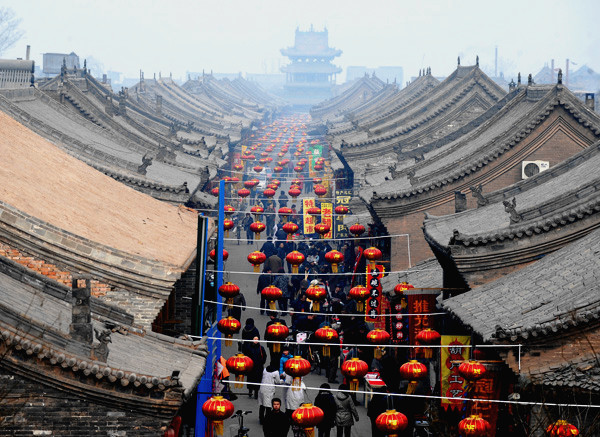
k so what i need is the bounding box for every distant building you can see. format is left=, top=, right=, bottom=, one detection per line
left=42, top=52, right=79, bottom=75
left=347, top=66, right=403, bottom=85
left=281, top=26, right=342, bottom=109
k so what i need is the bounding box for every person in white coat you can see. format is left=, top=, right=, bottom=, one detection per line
left=285, top=378, right=308, bottom=436
left=258, top=364, right=281, bottom=425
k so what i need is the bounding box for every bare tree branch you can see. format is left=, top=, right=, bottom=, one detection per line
left=0, top=8, right=24, bottom=56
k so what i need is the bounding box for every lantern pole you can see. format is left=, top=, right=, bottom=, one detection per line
left=217, top=179, right=225, bottom=297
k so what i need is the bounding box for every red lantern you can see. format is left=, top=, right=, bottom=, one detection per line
left=363, top=246, right=383, bottom=268
left=217, top=317, right=241, bottom=346
left=237, top=188, right=250, bottom=199
left=253, top=165, right=264, bottom=173
left=282, top=222, right=299, bottom=240
left=261, top=151, right=269, bottom=158
left=248, top=251, right=267, bottom=273
left=202, top=396, right=234, bottom=436
left=251, top=205, right=264, bottom=218
left=270, top=179, right=281, bottom=187
left=264, top=188, right=276, bottom=198
left=305, top=285, right=327, bottom=311
left=341, top=358, right=368, bottom=391
left=210, top=249, right=229, bottom=262
left=314, top=185, right=327, bottom=197
left=314, top=223, right=331, bottom=239
left=278, top=207, right=293, bottom=223
left=375, top=410, right=408, bottom=437
left=286, top=251, right=305, bottom=273
left=241, top=153, right=255, bottom=161
left=458, top=360, right=487, bottom=382
left=399, top=360, right=427, bottom=394
left=233, top=163, right=243, bottom=171
left=267, top=183, right=278, bottom=191
left=226, top=353, right=254, bottom=388
left=294, top=165, right=303, bottom=173
left=266, top=322, right=289, bottom=353
left=458, top=415, right=492, bottom=436
left=218, top=282, right=239, bottom=308
left=291, top=403, right=324, bottom=437
left=394, top=282, right=414, bottom=295
left=229, top=176, right=239, bottom=183
left=416, top=328, right=441, bottom=359
left=244, top=179, right=258, bottom=189
left=284, top=356, right=311, bottom=389
left=334, top=205, right=349, bottom=215
left=307, top=206, right=321, bottom=216
left=289, top=186, right=302, bottom=203
left=274, top=166, right=283, bottom=173
left=250, top=221, right=266, bottom=240
left=349, top=223, right=366, bottom=237
left=224, top=205, right=235, bottom=216
left=259, top=158, right=268, bottom=165
left=261, top=285, right=283, bottom=310
left=546, top=420, right=580, bottom=437
left=349, top=286, right=370, bottom=312
left=211, top=187, right=219, bottom=197
left=315, top=326, right=338, bottom=357
left=291, top=178, right=301, bottom=185
left=324, top=250, right=344, bottom=272
left=313, top=177, right=322, bottom=184
left=314, top=164, right=324, bottom=171
left=367, top=329, right=391, bottom=359
left=223, top=218, right=234, bottom=238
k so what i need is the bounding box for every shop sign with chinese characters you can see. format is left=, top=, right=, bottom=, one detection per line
left=365, top=265, right=384, bottom=322
left=440, top=335, right=470, bottom=410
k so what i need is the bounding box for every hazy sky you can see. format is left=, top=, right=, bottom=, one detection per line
left=3, top=0, right=599, bottom=83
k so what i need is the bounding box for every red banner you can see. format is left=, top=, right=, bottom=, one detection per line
left=365, top=265, right=384, bottom=322
left=467, top=361, right=503, bottom=436
left=406, top=290, right=437, bottom=358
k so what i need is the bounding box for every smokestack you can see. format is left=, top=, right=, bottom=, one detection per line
left=26, top=45, right=30, bottom=60
left=585, top=93, right=595, bottom=111
left=494, top=46, right=498, bottom=77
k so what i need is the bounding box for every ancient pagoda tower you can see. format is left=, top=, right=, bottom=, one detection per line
left=281, top=26, right=342, bottom=109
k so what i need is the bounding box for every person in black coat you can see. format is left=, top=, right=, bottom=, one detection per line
left=240, top=318, right=260, bottom=352
left=257, top=268, right=274, bottom=315
left=263, top=397, right=290, bottom=437
left=314, top=383, right=337, bottom=437
left=242, top=337, right=267, bottom=399
left=367, top=388, right=389, bottom=437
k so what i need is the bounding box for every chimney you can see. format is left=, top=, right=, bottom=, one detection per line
left=455, top=191, right=467, bottom=213
left=585, top=93, right=595, bottom=111
left=69, top=277, right=93, bottom=344
left=26, top=45, right=30, bottom=60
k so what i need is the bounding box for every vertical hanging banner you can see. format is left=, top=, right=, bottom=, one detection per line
left=302, top=198, right=316, bottom=235
left=467, top=361, right=502, bottom=436
left=389, top=294, right=409, bottom=344
left=320, top=202, right=333, bottom=239
left=334, top=189, right=352, bottom=239
left=365, top=265, right=384, bottom=322
left=440, top=335, right=471, bottom=411
left=406, top=289, right=438, bottom=357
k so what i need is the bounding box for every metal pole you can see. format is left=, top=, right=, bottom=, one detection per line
left=195, top=215, right=209, bottom=336
left=217, top=180, right=225, bottom=293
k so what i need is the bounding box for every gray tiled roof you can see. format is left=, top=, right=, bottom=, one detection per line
left=528, top=354, right=600, bottom=392
left=441, top=227, right=600, bottom=342
left=381, top=258, right=443, bottom=291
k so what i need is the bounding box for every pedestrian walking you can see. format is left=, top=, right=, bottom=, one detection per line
left=243, top=337, right=267, bottom=399
left=314, top=383, right=337, bottom=437
left=228, top=292, right=246, bottom=327
left=263, top=397, right=290, bottom=437
left=258, top=364, right=281, bottom=424
left=334, top=384, right=359, bottom=437
left=242, top=213, right=254, bottom=244
left=257, top=268, right=274, bottom=315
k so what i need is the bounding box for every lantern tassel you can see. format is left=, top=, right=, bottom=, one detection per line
left=213, top=420, right=224, bottom=436
left=423, top=347, right=432, bottom=359
left=357, top=302, right=364, bottom=312
left=369, top=260, right=376, bottom=269
left=323, top=346, right=330, bottom=357
left=407, top=381, right=418, bottom=394
left=292, top=265, right=299, bottom=274
left=254, top=265, right=260, bottom=273
left=304, top=427, right=315, bottom=437
left=350, top=379, right=359, bottom=391
left=269, top=301, right=276, bottom=310
left=292, top=376, right=301, bottom=391
left=256, top=233, right=261, bottom=240
left=374, top=347, right=383, bottom=360
left=227, top=298, right=233, bottom=310
left=225, top=336, right=232, bottom=347
left=226, top=230, right=230, bottom=238
left=235, top=374, right=244, bottom=389
left=273, top=343, right=281, bottom=353
left=332, top=263, right=338, bottom=273
left=312, top=301, right=320, bottom=312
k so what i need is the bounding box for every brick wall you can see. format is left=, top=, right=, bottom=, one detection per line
left=0, top=368, right=170, bottom=436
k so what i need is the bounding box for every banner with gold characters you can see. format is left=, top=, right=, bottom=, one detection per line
left=320, top=202, right=333, bottom=239
left=302, top=198, right=316, bottom=235
left=440, top=335, right=470, bottom=411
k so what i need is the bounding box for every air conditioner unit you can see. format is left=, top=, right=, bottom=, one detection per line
left=522, top=160, right=549, bottom=179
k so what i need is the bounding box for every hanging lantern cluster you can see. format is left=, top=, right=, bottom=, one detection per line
left=341, top=358, right=368, bottom=391
left=217, top=317, right=241, bottom=346
left=261, top=285, right=283, bottom=310
left=400, top=360, right=427, bottom=394
left=265, top=322, right=289, bottom=353
left=284, top=356, right=311, bottom=389
left=375, top=410, right=408, bottom=437
left=202, top=396, right=234, bottom=436
left=248, top=251, right=267, bottom=273
left=226, top=353, right=254, bottom=388
left=349, top=285, right=370, bottom=312
left=286, top=251, right=305, bottom=273
left=367, top=328, right=391, bottom=359
left=291, top=404, right=324, bottom=437
left=218, top=282, right=239, bottom=309
left=315, top=326, right=338, bottom=357
left=305, top=284, right=327, bottom=311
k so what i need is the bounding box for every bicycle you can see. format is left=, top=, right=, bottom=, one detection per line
left=230, top=410, right=252, bottom=437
